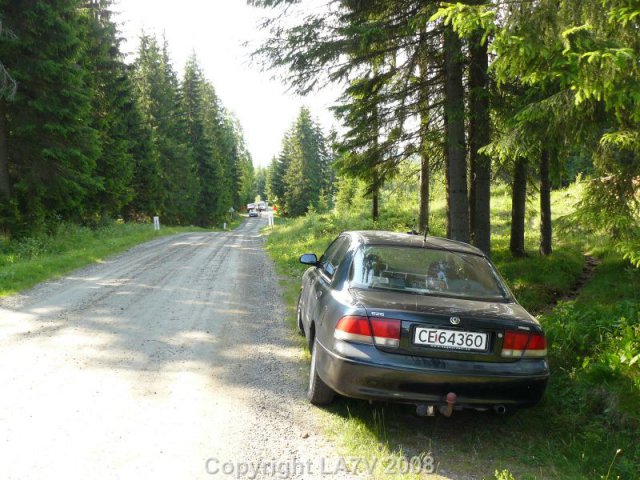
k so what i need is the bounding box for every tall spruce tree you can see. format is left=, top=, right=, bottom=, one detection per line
left=122, top=83, right=162, bottom=221
left=0, top=0, right=100, bottom=233
left=81, top=0, right=135, bottom=221
left=0, top=18, right=16, bottom=227
left=265, top=155, right=279, bottom=203
left=160, top=39, right=199, bottom=224
left=252, top=0, right=488, bottom=240
left=510, top=156, right=528, bottom=257
left=270, top=138, right=291, bottom=205
left=236, top=125, right=255, bottom=208
left=131, top=34, right=199, bottom=225
left=217, top=114, right=244, bottom=211
left=255, top=167, right=267, bottom=200
left=468, top=29, right=491, bottom=254
left=443, top=23, right=469, bottom=242
left=200, top=81, right=232, bottom=216
left=238, top=152, right=256, bottom=207
left=0, top=6, right=254, bottom=232
left=182, top=54, right=225, bottom=226
left=272, top=107, right=330, bottom=216
left=490, top=0, right=640, bottom=242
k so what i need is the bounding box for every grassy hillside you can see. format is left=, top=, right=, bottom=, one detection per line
left=264, top=180, right=639, bottom=479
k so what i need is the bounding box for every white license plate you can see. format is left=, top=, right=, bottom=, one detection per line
left=413, top=327, right=488, bottom=351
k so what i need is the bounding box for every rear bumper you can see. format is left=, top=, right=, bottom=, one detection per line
left=316, top=339, right=549, bottom=408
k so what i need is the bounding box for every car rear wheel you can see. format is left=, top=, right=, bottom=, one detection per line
left=307, top=339, right=335, bottom=405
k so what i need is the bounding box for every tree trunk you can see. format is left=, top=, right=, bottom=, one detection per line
left=469, top=149, right=476, bottom=241
left=445, top=148, right=451, bottom=238
left=417, top=36, right=430, bottom=235
left=0, top=99, right=11, bottom=200
left=372, top=183, right=379, bottom=222
left=510, top=157, right=528, bottom=256
left=539, top=149, right=552, bottom=256
left=443, top=25, right=469, bottom=243
left=418, top=154, right=429, bottom=234
left=468, top=33, right=491, bottom=256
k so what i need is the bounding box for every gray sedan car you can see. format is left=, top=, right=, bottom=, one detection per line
left=297, top=231, right=549, bottom=416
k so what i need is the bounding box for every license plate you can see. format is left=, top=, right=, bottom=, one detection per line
left=413, top=327, right=488, bottom=351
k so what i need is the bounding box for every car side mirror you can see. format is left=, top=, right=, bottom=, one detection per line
left=299, top=253, right=318, bottom=266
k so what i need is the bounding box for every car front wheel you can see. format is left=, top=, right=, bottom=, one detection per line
left=307, top=339, right=335, bottom=405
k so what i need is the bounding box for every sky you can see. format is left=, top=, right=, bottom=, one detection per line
left=115, top=0, right=340, bottom=168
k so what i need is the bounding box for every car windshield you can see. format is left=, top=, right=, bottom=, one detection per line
left=349, top=245, right=511, bottom=301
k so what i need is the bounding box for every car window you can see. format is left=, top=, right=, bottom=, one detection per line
left=319, top=236, right=350, bottom=278
left=350, top=245, right=510, bottom=301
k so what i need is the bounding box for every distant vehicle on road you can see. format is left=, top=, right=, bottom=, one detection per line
left=248, top=209, right=258, bottom=218
left=257, top=201, right=267, bottom=211
left=297, top=231, right=548, bottom=416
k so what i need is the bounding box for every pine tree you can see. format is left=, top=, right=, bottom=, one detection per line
left=122, top=86, right=163, bottom=221
left=238, top=153, right=256, bottom=207
left=182, top=54, right=225, bottom=226
left=280, top=107, right=328, bottom=216
left=200, top=81, right=232, bottom=216
left=230, top=120, right=254, bottom=209
left=468, top=30, right=491, bottom=255
left=510, top=157, right=528, bottom=257
left=270, top=136, right=292, bottom=205
left=334, top=79, right=389, bottom=222
left=443, top=24, right=469, bottom=243
left=539, top=148, right=552, bottom=255
left=218, top=130, right=237, bottom=212
left=160, top=39, right=199, bottom=224
left=131, top=34, right=198, bottom=225
left=252, top=1, right=480, bottom=235
left=265, top=156, right=279, bottom=203
left=0, top=0, right=100, bottom=233
left=255, top=167, right=267, bottom=200
left=0, top=19, right=17, bottom=228
left=81, top=0, right=135, bottom=221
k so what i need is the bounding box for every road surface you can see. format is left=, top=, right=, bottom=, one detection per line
left=0, top=218, right=352, bottom=479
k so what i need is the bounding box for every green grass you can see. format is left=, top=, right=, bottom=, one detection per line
left=0, top=220, right=221, bottom=297
left=264, top=179, right=639, bottom=480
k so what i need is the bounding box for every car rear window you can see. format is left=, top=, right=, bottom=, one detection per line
left=349, top=245, right=510, bottom=301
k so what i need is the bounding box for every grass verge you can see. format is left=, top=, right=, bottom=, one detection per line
left=0, top=220, right=221, bottom=298
left=264, top=182, right=639, bottom=479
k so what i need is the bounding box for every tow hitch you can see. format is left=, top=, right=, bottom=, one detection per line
left=438, top=392, right=457, bottom=417
left=415, top=392, right=457, bottom=417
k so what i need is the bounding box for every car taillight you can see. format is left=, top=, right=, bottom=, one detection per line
left=334, top=316, right=373, bottom=344
left=501, top=330, right=547, bottom=358
left=334, top=316, right=401, bottom=347
left=370, top=318, right=401, bottom=347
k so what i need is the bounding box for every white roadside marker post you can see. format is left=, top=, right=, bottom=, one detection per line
left=153, top=216, right=160, bottom=231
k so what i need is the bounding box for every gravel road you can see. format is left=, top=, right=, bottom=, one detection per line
left=0, top=218, right=355, bottom=479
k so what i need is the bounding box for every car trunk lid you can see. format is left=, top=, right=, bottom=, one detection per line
left=351, top=288, right=542, bottom=363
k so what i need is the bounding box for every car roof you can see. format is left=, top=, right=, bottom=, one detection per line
left=346, top=231, right=485, bottom=257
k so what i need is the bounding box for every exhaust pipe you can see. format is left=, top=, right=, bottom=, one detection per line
left=438, top=392, right=457, bottom=417
left=416, top=404, right=435, bottom=417
left=493, top=404, right=507, bottom=415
